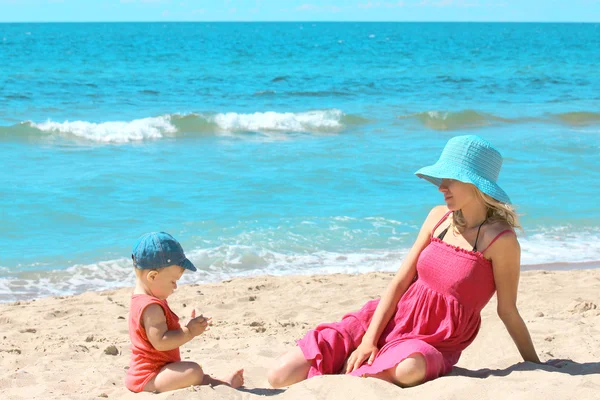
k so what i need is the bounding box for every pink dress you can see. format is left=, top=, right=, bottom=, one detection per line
left=297, top=211, right=513, bottom=382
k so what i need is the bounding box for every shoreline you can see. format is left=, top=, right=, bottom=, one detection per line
left=2, top=260, right=600, bottom=304
left=521, top=260, right=600, bottom=271
left=1, top=269, right=599, bottom=399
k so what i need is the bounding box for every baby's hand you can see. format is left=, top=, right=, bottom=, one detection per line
left=187, top=309, right=212, bottom=337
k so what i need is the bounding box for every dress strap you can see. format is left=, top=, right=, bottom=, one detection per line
left=480, top=229, right=514, bottom=253
left=431, top=211, right=452, bottom=238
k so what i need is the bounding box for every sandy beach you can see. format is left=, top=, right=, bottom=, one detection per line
left=1, top=268, right=599, bottom=400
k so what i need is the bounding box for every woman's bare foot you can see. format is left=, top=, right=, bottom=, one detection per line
left=225, top=368, right=244, bottom=388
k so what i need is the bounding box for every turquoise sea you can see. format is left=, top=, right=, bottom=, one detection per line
left=1, top=22, right=599, bottom=302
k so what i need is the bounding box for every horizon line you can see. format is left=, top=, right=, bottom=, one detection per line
left=1, top=20, right=599, bottom=24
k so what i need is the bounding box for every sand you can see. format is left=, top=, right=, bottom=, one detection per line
left=1, top=269, right=599, bottom=399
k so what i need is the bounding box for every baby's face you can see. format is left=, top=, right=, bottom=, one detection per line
left=149, top=265, right=185, bottom=299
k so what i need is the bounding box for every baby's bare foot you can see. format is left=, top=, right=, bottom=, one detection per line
left=226, top=368, right=244, bottom=389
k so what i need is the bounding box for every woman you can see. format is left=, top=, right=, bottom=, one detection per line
left=267, top=135, right=545, bottom=388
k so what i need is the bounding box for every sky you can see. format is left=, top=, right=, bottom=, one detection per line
left=0, top=0, right=599, bottom=23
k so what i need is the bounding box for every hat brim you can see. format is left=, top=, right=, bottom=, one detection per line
left=178, top=258, right=197, bottom=272
left=415, top=162, right=511, bottom=204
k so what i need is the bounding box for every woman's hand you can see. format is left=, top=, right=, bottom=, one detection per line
left=345, top=342, right=379, bottom=374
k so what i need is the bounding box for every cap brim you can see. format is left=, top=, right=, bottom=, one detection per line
left=179, top=258, right=197, bottom=272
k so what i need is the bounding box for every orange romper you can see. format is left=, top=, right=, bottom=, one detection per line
left=125, top=294, right=181, bottom=392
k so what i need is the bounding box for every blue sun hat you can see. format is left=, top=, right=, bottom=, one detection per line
left=415, top=135, right=511, bottom=204
left=132, top=232, right=197, bottom=272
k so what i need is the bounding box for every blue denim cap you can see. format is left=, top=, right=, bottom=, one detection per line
left=132, top=232, right=197, bottom=272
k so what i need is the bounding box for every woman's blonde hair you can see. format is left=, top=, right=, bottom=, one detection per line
left=453, top=186, right=521, bottom=230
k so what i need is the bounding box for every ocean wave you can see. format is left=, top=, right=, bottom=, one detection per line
left=0, top=249, right=407, bottom=303
left=398, top=109, right=600, bottom=131
left=287, top=90, right=353, bottom=97
left=208, top=109, right=358, bottom=132
left=1, top=227, right=599, bottom=303
left=252, top=90, right=354, bottom=97
left=0, top=109, right=366, bottom=143
left=519, top=226, right=600, bottom=266
left=32, top=116, right=175, bottom=143
left=554, top=111, right=600, bottom=126
left=2, top=109, right=598, bottom=142
left=398, top=110, right=516, bottom=131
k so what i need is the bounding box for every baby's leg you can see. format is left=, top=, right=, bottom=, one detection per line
left=204, top=368, right=245, bottom=389
left=145, top=362, right=244, bottom=393
left=144, top=361, right=204, bottom=393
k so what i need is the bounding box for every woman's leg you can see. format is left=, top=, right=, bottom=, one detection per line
left=363, top=353, right=427, bottom=388
left=268, top=304, right=374, bottom=388
left=267, top=347, right=312, bottom=388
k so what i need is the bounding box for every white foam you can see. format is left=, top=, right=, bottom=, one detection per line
left=1, top=226, right=599, bottom=303
left=0, top=247, right=405, bottom=303
left=426, top=111, right=450, bottom=120
left=27, top=109, right=348, bottom=143
left=520, top=227, right=600, bottom=265
left=210, top=109, right=345, bottom=132
left=30, top=116, right=176, bottom=143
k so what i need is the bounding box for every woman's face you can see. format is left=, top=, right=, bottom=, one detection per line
left=438, top=178, right=479, bottom=211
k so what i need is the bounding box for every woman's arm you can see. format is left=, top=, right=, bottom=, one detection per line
left=346, top=206, right=446, bottom=372
left=489, top=234, right=541, bottom=363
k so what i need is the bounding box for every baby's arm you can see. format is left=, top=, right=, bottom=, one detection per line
left=142, top=304, right=209, bottom=351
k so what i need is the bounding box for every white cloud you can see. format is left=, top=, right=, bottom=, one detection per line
left=455, top=0, right=484, bottom=7
left=295, top=4, right=347, bottom=12
left=358, top=1, right=407, bottom=8
left=297, top=3, right=317, bottom=10
left=358, top=0, right=506, bottom=7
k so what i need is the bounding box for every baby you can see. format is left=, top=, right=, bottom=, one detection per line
left=125, top=232, right=244, bottom=393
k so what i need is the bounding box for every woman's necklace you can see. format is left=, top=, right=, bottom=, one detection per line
left=451, top=218, right=487, bottom=237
